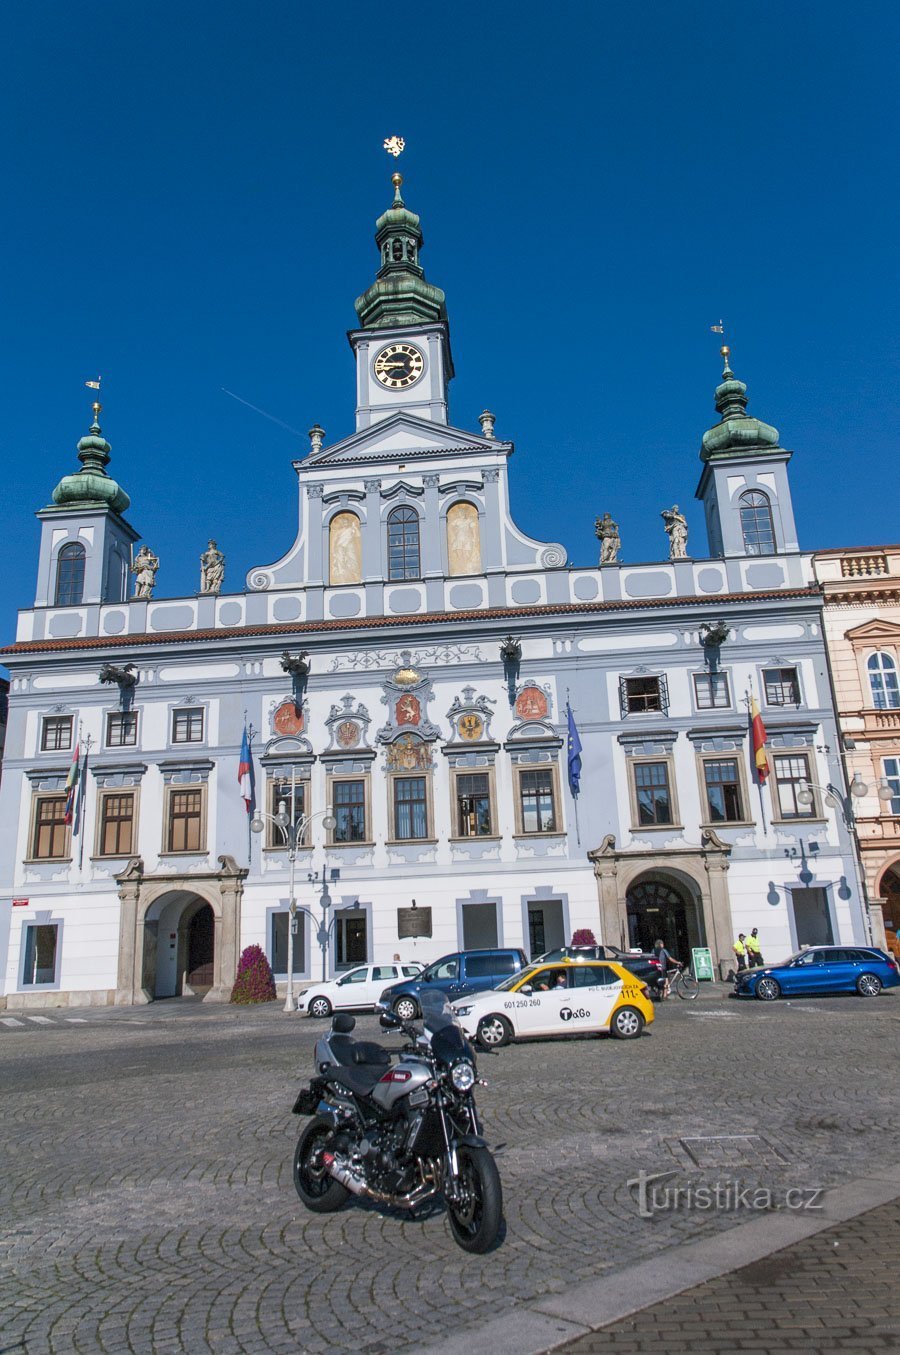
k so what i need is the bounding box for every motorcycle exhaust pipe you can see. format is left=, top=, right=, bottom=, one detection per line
left=321, top=1152, right=369, bottom=1197
left=321, top=1152, right=438, bottom=1210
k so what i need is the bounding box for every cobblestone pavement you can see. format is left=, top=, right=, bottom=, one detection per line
left=554, top=1195, right=900, bottom=1352
left=1, top=985, right=899, bottom=1354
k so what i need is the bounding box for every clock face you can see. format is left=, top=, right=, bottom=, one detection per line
left=374, top=343, right=425, bottom=390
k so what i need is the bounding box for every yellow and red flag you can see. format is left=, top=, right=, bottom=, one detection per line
left=750, top=696, right=770, bottom=783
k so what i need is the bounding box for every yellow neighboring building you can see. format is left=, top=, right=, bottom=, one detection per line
left=814, top=546, right=900, bottom=953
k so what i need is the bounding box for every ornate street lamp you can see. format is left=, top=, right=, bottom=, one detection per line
left=796, top=773, right=894, bottom=828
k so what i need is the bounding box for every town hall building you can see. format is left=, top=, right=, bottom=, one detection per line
left=0, top=169, right=875, bottom=1007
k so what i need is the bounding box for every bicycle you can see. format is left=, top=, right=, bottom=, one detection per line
left=656, top=962, right=700, bottom=1001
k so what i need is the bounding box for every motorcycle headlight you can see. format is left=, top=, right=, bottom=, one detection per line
left=450, top=1060, right=476, bottom=1092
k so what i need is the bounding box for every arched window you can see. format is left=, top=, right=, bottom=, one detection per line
left=329, top=512, right=362, bottom=586
left=868, top=651, right=900, bottom=710
left=738, top=490, right=776, bottom=555
left=446, top=501, right=482, bottom=576
left=387, top=506, right=420, bottom=580
left=55, top=542, right=86, bottom=606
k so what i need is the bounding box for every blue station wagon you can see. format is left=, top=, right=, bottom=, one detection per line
left=378, top=948, right=527, bottom=1020
left=734, top=945, right=900, bottom=1001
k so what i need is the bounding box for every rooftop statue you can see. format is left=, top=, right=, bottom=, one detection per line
left=200, top=540, right=225, bottom=595
left=594, top=512, right=621, bottom=565
left=131, top=545, right=159, bottom=600
left=661, top=505, right=689, bottom=560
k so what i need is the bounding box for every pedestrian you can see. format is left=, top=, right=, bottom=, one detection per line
left=733, top=933, right=748, bottom=973
left=652, top=937, right=677, bottom=999
left=746, top=928, right=764, bottom=968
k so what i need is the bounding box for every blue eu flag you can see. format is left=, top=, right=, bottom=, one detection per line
left=566, top=704, right=583, bottom=795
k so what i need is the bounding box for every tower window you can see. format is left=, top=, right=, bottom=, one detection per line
left=55, top=543, right=86, bottom=606
left=868, top=652, right=900, bottom=710
left=387, top=506, right=420, bottom=581
left=739, top=490, right=776, bottom=555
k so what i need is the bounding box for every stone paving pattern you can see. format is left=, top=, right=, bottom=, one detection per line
left=556, top=1196, right=900, bottom=1352
left=1, top=987, right=898, bottom=1353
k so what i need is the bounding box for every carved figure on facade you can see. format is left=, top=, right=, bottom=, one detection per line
left=447, top=501, right=482, bottom=576
left=661, top=505, right=689, bottom=559
left=131, top=545, right=159, bottom=599
left=446, top=686, right=497, bottom=744
left=594, top=512, right=621, bottom=565
left=199, top=540, right=225, bottom=594
left=324, top=694, right=373, bottom=752
left=329, top=511, right=362, bottom=586
left=376, top=654, right=441, bottom=745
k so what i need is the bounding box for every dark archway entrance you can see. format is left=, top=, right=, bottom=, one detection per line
left=626, top=876, right=703, bottom=962
left=186, top=904, right=215, bottom=992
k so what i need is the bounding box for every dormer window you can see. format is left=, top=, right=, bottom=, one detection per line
left=387, top=506, right=420, bottom=580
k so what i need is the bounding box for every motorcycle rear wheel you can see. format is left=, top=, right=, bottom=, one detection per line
left=293, top=1115, right=350, bottom=1213
left=446, top=1146, right=503, bottom=1254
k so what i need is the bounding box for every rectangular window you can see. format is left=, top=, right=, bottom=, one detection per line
left=98, top=791, right=136, bottom=856
left=773, top=753, right=815, bottom=819
left=166, top=788, right=204, bottom=852
left=31, top=795, right=69, bottom=860
left=882, top=757, right=900, bottom=815
left=702, top=758, right=744, bottom=823
left=171, top=708, right=204, bottom=743
left=41, top=715, right=73, bottom=752
left=763, top=668, right=800, bottom=706
left=633, top=761, right=673, bottom=826
left=22, top=924, right=58, bottom=985
left=271, top=912, right=305, bottom=975
left=106, top=711, right=138, bottom=747
left=623, top=676, right=663, bottom=714
left=332, top=779, right=367, bottom=843
left=394, top=776, right=428, bottom=840
left=455, top=772, right=493, bottom=837
left=267, top=777, right=308, bottom=847
left=518, top=768, right=558, bottom=833
left=693, top=672, right=731, bottom=710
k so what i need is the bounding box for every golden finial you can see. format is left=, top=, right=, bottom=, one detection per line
left=92, top=400, right=102, bottom=419
left=392, top=171, right=403, bottom=189
left=720, top=344, right=733, bottom=376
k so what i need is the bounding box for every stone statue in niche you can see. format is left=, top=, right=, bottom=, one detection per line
left=199, top=540, right=225, bottom=594
left=447, top=502, right=482, bottom=576
left=131, top=545, right=159, bottom=599
left=661, top=505, right=689, bottom=559
left=329, top=511, right=362, bottom=586
left=594, top=512, right=621, bottom=565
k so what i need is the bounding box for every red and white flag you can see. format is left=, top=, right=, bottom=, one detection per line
left=238, top=727, right=254, bottom=814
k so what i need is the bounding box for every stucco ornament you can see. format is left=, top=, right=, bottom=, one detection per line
left=661, top=505, right=689, bottom=560
left=131, top=545, right=159, bottom=599
left=595, top=512, right=621, bottom=565
left=329, top=511, right=362, bottom=585
left=199, top=540, right=225, bottom=595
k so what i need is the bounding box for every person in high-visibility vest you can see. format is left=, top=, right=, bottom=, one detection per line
left=733, top=933, right=748, bottom=972
left=746, top=928, right=764, bottom=968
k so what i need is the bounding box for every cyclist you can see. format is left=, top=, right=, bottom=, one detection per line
left=652, top=938, right=680, bottom=1000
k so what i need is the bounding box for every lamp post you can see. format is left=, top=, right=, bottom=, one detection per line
left=307, top=863, right=342, bottom=981
left=797, top=774, right=894, bottom=944
left=250, top=788, right=335, bottom=1013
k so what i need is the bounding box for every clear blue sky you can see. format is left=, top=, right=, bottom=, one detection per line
left=3, top=1, right=898, bottom=645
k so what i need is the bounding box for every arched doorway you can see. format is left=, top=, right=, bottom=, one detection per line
left=878, top=865, right=900, bottom=938
left=626, top=874, right=704, bottom=961
left=144, top=892, right=217, bottom=999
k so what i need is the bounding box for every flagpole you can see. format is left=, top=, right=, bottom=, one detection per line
left=567, top=689, right=582, bottom=847
left=747, top=681, right=768, bottom=835
left=77, top=735, right=92, bottom=870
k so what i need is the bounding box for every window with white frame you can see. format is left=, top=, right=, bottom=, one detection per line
left=172, top=707, right=204, bottom=743
left=454, top=771, right=494, bottom=837
left=106, top=711, right=138, bottom=747
left=516, top=767, right=559, bottom=833
left=773, top=752, right=816, bottom=819
left=632, top=761, right=674, bottom=826
left=868, top=652, right=900, bottom=710
left=701, top=757, right=745, bottom=823
left=739, top=490, right=776, bottom=555
left=41, top=715, right=73, bottom=752
left=393, top=775, right=429, bottom=840
left=693, top=672, right=731, bottom=710
left=330, top=779, right=368, bottom=843
left=763, top=667, right=800, bottom=706
left=882, top=758, right=900, bottom=815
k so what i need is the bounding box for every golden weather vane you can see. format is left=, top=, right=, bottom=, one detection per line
left=383, top=135, right=405, bottom=158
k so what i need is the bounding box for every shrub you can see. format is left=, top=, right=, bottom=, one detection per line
left=230, top=944, right=277, bottom=1004
left=570, top=928, right=597, bottom=947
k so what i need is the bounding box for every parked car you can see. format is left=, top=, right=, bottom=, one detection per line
left=734, top=945, right=900, bottom=1001
left=297, top=962, right=424, bottom=1018
left=539, top=944, right=663, bottom=991
left=451, top=960, right=655, bottom=1047
left=377, top=948, right=528, bottom=1020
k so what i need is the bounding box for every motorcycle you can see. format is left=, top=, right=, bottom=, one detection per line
left=291, top=990, right=503, bottom=1253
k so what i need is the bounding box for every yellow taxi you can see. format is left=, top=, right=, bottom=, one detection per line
left=451, top=959, right=654, bottom=1049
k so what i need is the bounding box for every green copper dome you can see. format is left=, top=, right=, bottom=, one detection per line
left=50, top=406, right=131, bottom=514
left=354, top=173, right=447, bottom=329
left=700, top=349, right=780, bottom=461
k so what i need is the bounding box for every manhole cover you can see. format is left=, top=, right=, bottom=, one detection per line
left=678, top=1135, right=789, bottom=1167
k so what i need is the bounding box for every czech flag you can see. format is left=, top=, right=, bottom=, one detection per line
left=750, top=696, right=770, bottom=784
left=64, top=741, right=80, bottom=825
left=238, top=727, right=254, bottom=814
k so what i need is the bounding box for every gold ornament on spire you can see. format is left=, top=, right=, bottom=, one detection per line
left=383, top=135, right=405, bottom=158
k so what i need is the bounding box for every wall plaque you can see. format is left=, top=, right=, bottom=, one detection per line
left=398, top=906, right=433, bottom=939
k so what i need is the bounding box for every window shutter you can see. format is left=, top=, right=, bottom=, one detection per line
left=658, top=673, right=670, bottom=714
left=619, top=675, right=629, bottom=719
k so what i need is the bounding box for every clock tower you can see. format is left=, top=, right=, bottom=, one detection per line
left=349, top=172, right=454, bottom=430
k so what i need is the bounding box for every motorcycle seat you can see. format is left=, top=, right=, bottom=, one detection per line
left=327, top=1063, right=387, bottom=1096
left=329, top=1034, right=391, bottom=1068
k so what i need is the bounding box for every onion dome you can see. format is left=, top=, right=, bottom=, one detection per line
left=51, top=402, right=131, bottom=514
left=354, top=173, right=447, bottom=329
left=700, top=347, right=780, bottom=461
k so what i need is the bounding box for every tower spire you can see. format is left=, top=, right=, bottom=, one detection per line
left=49, top=398, right=130, bottom=513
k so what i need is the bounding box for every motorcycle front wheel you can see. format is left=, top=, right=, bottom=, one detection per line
left=293, top=1115, right=350, bottom=1213
left=446, top=1146, right=503, bottom=1253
